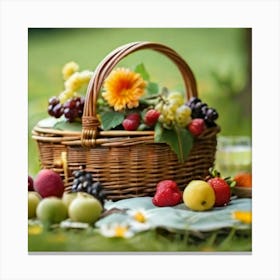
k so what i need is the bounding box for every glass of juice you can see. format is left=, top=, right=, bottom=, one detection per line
left=215, top=136, right=252, bottom=178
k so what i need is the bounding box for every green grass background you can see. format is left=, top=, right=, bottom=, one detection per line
left=28, top=28, right=252, bottom=176
left=28, top=28, right=252, bottom=252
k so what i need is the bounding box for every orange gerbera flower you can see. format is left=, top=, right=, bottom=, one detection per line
left=102, top=68, right=147, bottom=111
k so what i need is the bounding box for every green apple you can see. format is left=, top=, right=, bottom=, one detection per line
left=36, top=197, right=68, bottom=225
left=28, top=191, right=41, bottom=219
left=62, top=192, right=78, bottom=209
left=183, top=180, right=215, bottom=211
left=68, top=192, right=102, bottom=224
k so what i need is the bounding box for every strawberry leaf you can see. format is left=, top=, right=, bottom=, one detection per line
left=154, top=123, right=193, bottom=162
left=100, top=111, right=125, bottom=130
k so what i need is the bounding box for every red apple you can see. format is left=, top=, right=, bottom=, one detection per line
left=34, top=169, right=65, bottom=198
left=28, top=175, right=34, bottom=191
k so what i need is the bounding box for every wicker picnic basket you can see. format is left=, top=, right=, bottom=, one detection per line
left=32, top=41, right=220, bottom=201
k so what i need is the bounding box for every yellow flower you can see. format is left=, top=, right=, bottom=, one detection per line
left=102, top=68, right=147, bottom=111
left=232, top=211, right=252, bottom=224
left=64, top=71, right=93, bottom=92
left=62, top=61, right=79, bottom=80
left=28, top=224, right=43, bottom=235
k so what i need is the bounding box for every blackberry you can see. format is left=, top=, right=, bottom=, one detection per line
left=71, top=170, right=107, bottom=206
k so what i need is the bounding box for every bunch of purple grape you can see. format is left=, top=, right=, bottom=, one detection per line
left=186, top=97, right=219, bottom=127
left=71, top=170, right=107, bottom=206
left=48, top=96, right=85, bottom=122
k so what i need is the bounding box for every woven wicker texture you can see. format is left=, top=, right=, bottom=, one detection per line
left=32, top=41, right=220, bottom=201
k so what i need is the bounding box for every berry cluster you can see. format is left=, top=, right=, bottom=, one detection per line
left=186, top=97, right=219, bottom=127
left=48, top=96, right=85, bottom=122
left=121, top=109, right=161, bottom=131
left=71, top=170, right=106, bottom=206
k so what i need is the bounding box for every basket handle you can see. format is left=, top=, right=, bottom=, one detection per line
left=82, top=41, right=198, bottom=147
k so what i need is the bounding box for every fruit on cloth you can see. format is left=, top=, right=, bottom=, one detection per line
left=234, top=172, right=252, bottom=188
left=68, top=192, right=103, bottom=224
left=122, top=113, right=141, bottom=131
left=28, top=191, right=41, bottom=219
left=183, top=180, right=215, bottom=211
left=62, top=192, right=78, bottom=208
left=71, top=170, right=106, bottom=206
left=144, top=109, right=160, bottom=127
left=207, top=177, right=231, bottom=207
left=28, top=175, right=34, bottom=191
left=188, top=118, right=206, bottom=136
left=206, top=168, right=233, bottom=207
left=34, top=169, right=65, bottom=198
left=36, top=197, right=68, bottom=224
left=152, top=180, right=182, bottom=207
left=186, top=97, right=219, bottom=127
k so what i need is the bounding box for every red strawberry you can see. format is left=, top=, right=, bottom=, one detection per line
left=156, top=180, right=177, bottom=192
left=122, top=113, right=140, bottom=131
left=152, top=180, right=182, bottom=207
left=144, top=109, right=160, bottom=127
left=188, top=118, right=206, bottom=136
left=207, top=177, right=231, bottom=207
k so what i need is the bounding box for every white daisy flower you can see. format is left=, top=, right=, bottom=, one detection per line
left=127, top=209, right=152, bottom=232
left=99, top=223, right=134, bottom=239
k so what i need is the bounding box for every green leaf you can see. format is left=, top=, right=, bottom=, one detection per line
left=134, top=63, right=150, bottom=81
left=37, top=117, right=61, bottom=128
left=146, top=82, right=159, bottom=95
left=54, top=119, right=82, bottom=131
left=37, top=116, right=83, bottom=131
left=154, top=123, right=193, bottom=162
left=100, top=111, right=125, bottom=130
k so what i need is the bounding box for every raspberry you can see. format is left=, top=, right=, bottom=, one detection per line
left=152, top=180, right=182, bottom=207
left=122, top=113, right=140, bottom=131
left=188, top=118, right=206, bottom=136
left=144, top=109, right=160, bottom=127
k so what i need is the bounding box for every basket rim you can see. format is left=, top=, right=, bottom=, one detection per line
left=32, top=124, right=220, bottom=147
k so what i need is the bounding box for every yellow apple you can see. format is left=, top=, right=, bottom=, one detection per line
left=183, top=180, right=215, bottom=211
